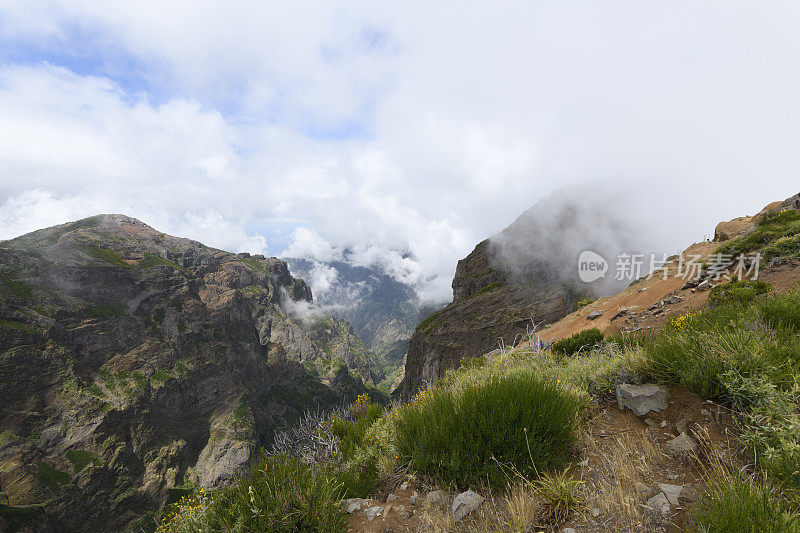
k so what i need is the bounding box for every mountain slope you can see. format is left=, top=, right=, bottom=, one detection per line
left=286, top=258, right=423, bottom=391
left=402, top=189, right=647, bottom=399
left=0, top=214, right=380, bottom=532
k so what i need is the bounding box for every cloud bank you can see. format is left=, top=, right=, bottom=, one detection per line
left=1, top=1, right=799, bottom=304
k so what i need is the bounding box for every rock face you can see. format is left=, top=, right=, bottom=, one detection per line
left=286, top=258, right=423, bottom=392
left=616, top=384, right=669, bottom=416
left=0, top=214, right=380, bottom=532
left=403, top=189, right=646, bottom=399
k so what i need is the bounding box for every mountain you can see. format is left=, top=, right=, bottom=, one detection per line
left=285, top=258, right=424, bottom=392
left=0, top=214, right=382, bottom=532
left=402, top=188, right=647, bottom=399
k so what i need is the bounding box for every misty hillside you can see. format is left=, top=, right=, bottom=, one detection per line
left=285, top=258, right=426, bottom=392
left=0, top=214, right=385, bottom=532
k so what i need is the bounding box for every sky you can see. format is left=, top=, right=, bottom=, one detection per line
left=0, top=1, right=799, bottom=304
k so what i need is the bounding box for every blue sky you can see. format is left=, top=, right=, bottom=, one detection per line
left=1, top=1, right=800, bottom=303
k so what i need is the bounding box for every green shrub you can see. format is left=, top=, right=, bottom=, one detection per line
left=159, top=453, right=348, bottom=532
left=459, top=355, right=487, bottom=370
left=65, top=449, right=96, bottom=473
left=328, top=403, right=383, bottom=498
left=718, top=209, right=800, bottom=261
left=330, top=404, right=383, bottom=461
left=552, top=328, right=604, bottom=357
left=534, top=468, right=584, bottom=524
left=707, top=279, right=771, bottom=308
left=395, top=372, right=585, bottom=488
left=34, top=462, right=70, bottom=492
left=690, top=473, right=799, bottom=533
left=758, top=288, right=800, bottom=334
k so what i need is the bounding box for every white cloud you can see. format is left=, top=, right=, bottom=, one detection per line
left=1, top=1, right=800, bottom=305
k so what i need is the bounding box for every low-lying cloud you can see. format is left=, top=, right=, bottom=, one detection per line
left=1, top=2, right=800, bottom=305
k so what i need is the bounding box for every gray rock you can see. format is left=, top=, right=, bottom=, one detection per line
left=591, top=507, right=600, bottom=517
left=364, top=506, right=384, bottom=521
left=563, top=529, right=577, bottom=533
left=410, top=490, right=423, bottom=506
left=399, top=481, right=408, bottom=491
left=665, top=295, right=684, bottom=305
left=658, top=483, right=684, bottom=506
left=452, top=490, right=484, bottom=521
left=666, top=432, right=696, bottom=456
left=636, top=482, right=653, bottom=497
left=386, top=493, right=398, bottom=503
left=647, top=492, right=671, bottom=515
left=616, top=383, right=669, bottom=416
left=426, top=490, right=448, bottom=508
left=587, top=310, right=603, bottom=320
left=676, top=418, right=693, bottom=434
left=343, top=498, right=368, bottom=514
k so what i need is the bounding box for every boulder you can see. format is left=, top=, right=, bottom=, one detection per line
left=587, top=310, right=603, bottom=320
left=452, top=490, right=484, bottom=521
left=616, top=383, right=669, bottom=416
left=658, top=483, right=684, bottom=506
left=666, top=432, right=696, bottom=456
left=364, top=506, right=384, bottom=521
left=647, top=492, right=671, bottom=515
left=426, top=490, right=448, bottom=508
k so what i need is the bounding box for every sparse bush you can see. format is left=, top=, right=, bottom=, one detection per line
left=707, top=279, right=771, bottom=308
left=395, top=372, right=585, bottom=488
left=718, top=208, right=800, bottom=262
left=552, top=328, right=604, bottom=358
left=690, top=473, right=799, bottom=533
left=534, top=468, right=584, bottom=525
left=158, top=454, right=348, bottom=533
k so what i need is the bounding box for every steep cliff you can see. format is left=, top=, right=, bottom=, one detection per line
left=402, top=190, right=644, bottom=400
left=0, top=215, right=380, bottom=532
left=286, top=258, right=422, bottom=391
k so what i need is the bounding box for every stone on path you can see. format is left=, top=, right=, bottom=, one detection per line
left=452, top=490, right=484, bottom=521
left=616, top=383, right=669, bottom=416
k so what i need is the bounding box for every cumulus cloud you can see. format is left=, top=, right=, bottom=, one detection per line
left=1, top=1, right=800, bottom=305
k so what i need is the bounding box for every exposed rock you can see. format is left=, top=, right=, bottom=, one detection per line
left=410, top=491, right=423, bottom=506
left=426, top=490, right=448, bottom=508
left=658, top=483, right=684, bottom=506
left=665, top=295, right=684, bottom=305
left=364, top=506, right=384, bottom=521
left=452, top=490, right=484, bottom=521
left=563, top=529, right=577, bottom=533
left=616, top=384, right=669, bottom=416
left=386, top=493, right=398, bottom=503
left=666, top=432, right=697, bottom=456
left=647, top=492, right=671, bottom=515
left=0, top=214, right=383, bottom=531
left=676, top=418, right=693, bottom=434
left=587, top=310, right=603, bottom=320
left=402, top=189, right=644, bottom=400
left=346, top=499, right=364, bottom=514
left=636, top=482, right=654, bottom=497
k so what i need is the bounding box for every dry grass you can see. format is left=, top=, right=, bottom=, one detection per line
left=416, top=481, right=542, bottom=532
left=577, top=422, right=673, bottom=532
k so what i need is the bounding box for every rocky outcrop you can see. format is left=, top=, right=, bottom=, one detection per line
left=0, top=214, right=380, bottom=532
left=285, top=258, right=422, bottom=391
left=402, top=189, right=645, bottom=400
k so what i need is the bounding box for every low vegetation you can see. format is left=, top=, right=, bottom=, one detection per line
left=551, top=327, right=604, bottom=357
left=395, top=372, right=585, bottom=488
left=158, top=455, right=348, bottom=533
left=717, top=208, right=800, bottom=262
left=157, top=273, right=800, bottom=532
